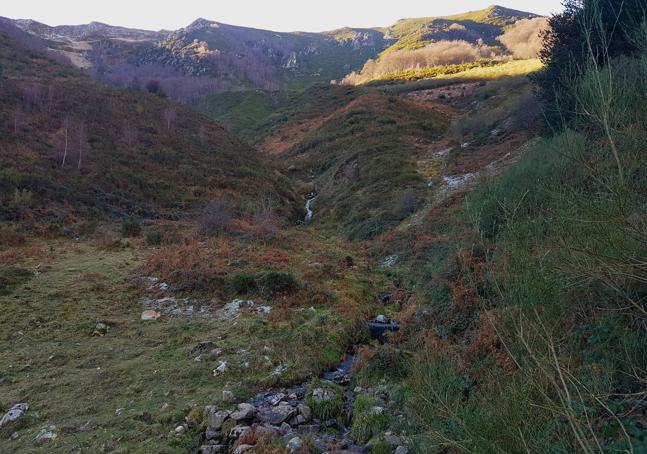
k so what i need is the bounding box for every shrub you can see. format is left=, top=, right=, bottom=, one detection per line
left=120, top=219, right=142, bottom=237
left=198, top=199, right=233, bottom=235
left=232, top=273, right=258, bottom=294
left=0, top=267, right=32, bottom=295
left=350, top=395, right=390, bottom=443
left=257, top=271, right=298, bottom=295
left=305, top=380, right=344, bottom=420
left=145, top=230, right=163, bottom=246
left=498, top=18, right=549, bottom=59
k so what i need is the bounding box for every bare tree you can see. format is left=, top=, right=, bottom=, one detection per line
left=198, top=198, right=234, bottom=235
left=162, top=108, right=176, bottom=131
left=59, top=116, right=70, bottom=167
left=12, top=108, right=25, bottom=135
left=122, top=122, right=138, bottom=150
left=76, top=123, right=88, bottom=170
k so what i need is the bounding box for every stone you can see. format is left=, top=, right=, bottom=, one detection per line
left=92, top=322, right=110, bottom=336
left=205, top=426, right=221, bottom=441
left=141, top=310, right=161, bottom=321
left=375, top=314, right=388, bottom=323
left=192, top=341, right=215, bottom=355
left=200, top=445, right=224, bottom=454
left=297, top=404, right=312, bottom=421
left=233, top=445, right=254, bottom=454
left=205, top=407, right=230, bottom=430
left=289, top=414, right=306, bottom=426
left=286, top=436, right=303, bottom=453
left=379, top=255, right=399, bottom=268
left=369, top=406, right=385, bottom=415
left=174, top=425, right=186, bottom=435
left=384, top=431, right=402, bottom=446
left=213, top=361, right=228, bottom=376
left=229, top=425, right=250, bottom=439
left=34, top=427, right=58, bottom=443
left=209, top=348, right=224, bottom=360
left=268, top=392, right=286, bottom=406
left=258, top=403, right=296, bottom=425
left=312, top=387, right=335, bottom=402
left=0, top=403, right=28, bottom=428
left=222, top=390, right=235, bottom=402
left=230, top=403, right=255, bottom=421
left=395, top=446, right=409, bottom=454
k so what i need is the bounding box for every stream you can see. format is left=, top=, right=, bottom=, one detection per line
left=304, top=193, right=317, bottom=223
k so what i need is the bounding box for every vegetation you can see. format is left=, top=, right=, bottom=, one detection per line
left=305, top=380, right=344, bottom=420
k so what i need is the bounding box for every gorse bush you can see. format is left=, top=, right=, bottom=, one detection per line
left=120, top=219, right=142, bottom=237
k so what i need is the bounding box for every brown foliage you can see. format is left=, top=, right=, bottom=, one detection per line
left=498, top=18, right=549, bottom=59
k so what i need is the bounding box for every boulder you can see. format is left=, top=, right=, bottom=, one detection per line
left=92, top=322, right=110, bottom=336
left=200, top=445, right=225, bottom=454
left=34, top=427, right=58, bottom=443
left=0, top=403, right=28, bottom=428
left=395, top=447, right=409, bottom=454
left=287, top=436, right=303, bottom=453
left=230, top=403, right=255, bottom=421
left=233, top=445, right=254, bottom=454
left=205, top=407, right=230, bottom=430
left=141, top=310, right=161, bottom=321
left=229, top=425, right=250, bottom=439
left=258, top=403, right=296, bottom=425
left=297, top=404, right=312, bottom=421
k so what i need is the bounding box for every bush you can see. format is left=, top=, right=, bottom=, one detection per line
left=145, top=231, right=163, bottom=246
left=198, top=199, right=233, bottom=235
left=350, top=395, right=390, bottom=443
left=257, top=271, right=298, bottom=295
left=120, top=219, right=142, bottom=237
left=305, top=380, right=344, bottom=420
left=232, top=273, right=258, bottom=294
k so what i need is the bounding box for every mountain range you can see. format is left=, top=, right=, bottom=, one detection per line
left=2, top=5, right=539, bottom=101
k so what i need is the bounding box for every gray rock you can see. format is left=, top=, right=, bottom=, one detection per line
left=384, top=431, right=402, bottom=446
left=200, top=445, right=224, bottom=454
left=268, top=392, right=286, bottom=406
left=233, top=445, right=254, bottom=454
left=297, top=404, right=312, bottom=421
left=34, top=427, right=58, bottom=443
left=229, top=425, right=250, bottom=439
left=312, top=387, right=335, bottom=402
left=0, top=403, right=28, bottom=428
left=205, top=426, right=221, bottom=441
left=205, top=406, right=230, bottom=430
left=289, top=414, right=306, bottom=426
left=92, top=322, right=109, bottom=336
left=258, top=403, right=296, bottom=425
left=396, top=446, right=409, bottom=454
left=230, top=403, right=255, bottom=421
left=287, top=436, right=303, bottom=453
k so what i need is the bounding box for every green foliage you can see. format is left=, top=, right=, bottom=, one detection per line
left=305, top=380, right=344, bottom=420
left=257, top=271, right=298, bottom=295
left=232, top=273, right=258, bottom=294
left=350, top=395, right=390, bottom=443
left=120, top=219, right=142, bottom=238
left=534, top=0, right=647, bottom=128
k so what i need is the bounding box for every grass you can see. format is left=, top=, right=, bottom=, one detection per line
left=0, top=220, right=388, bottom=451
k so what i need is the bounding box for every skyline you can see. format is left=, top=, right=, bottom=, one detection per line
left=3, top=1, right=563, bottom=33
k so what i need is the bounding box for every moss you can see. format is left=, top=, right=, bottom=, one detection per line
left=305, top=380, right=344, bottom=420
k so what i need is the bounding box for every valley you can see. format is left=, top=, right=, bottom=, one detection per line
left=1, top=2, right=646, bottom=453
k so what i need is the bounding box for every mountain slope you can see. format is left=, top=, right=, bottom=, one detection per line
left=0, top=30, right=295, bottom=225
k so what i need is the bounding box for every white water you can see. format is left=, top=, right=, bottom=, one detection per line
left=304, top=196, right=317, bottom=223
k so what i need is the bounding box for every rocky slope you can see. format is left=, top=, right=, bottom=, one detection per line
left=3, top=5, right=539, bottom=103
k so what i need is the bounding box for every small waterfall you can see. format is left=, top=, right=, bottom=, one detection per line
left=304, top=193, right=317, bottom=223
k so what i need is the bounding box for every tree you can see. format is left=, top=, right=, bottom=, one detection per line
left=59, top=117, right=70, bottom=167
left=76, top=123, right=88, bottom=170
left=162, top=108, right=177, bottom=131
left=533, top=0, right=647, bottom=128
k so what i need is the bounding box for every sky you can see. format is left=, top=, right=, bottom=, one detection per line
left=2, top=1, right=563, bottom=32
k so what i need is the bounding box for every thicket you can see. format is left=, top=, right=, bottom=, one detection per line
left=401, top=1, right=647, bottom=451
